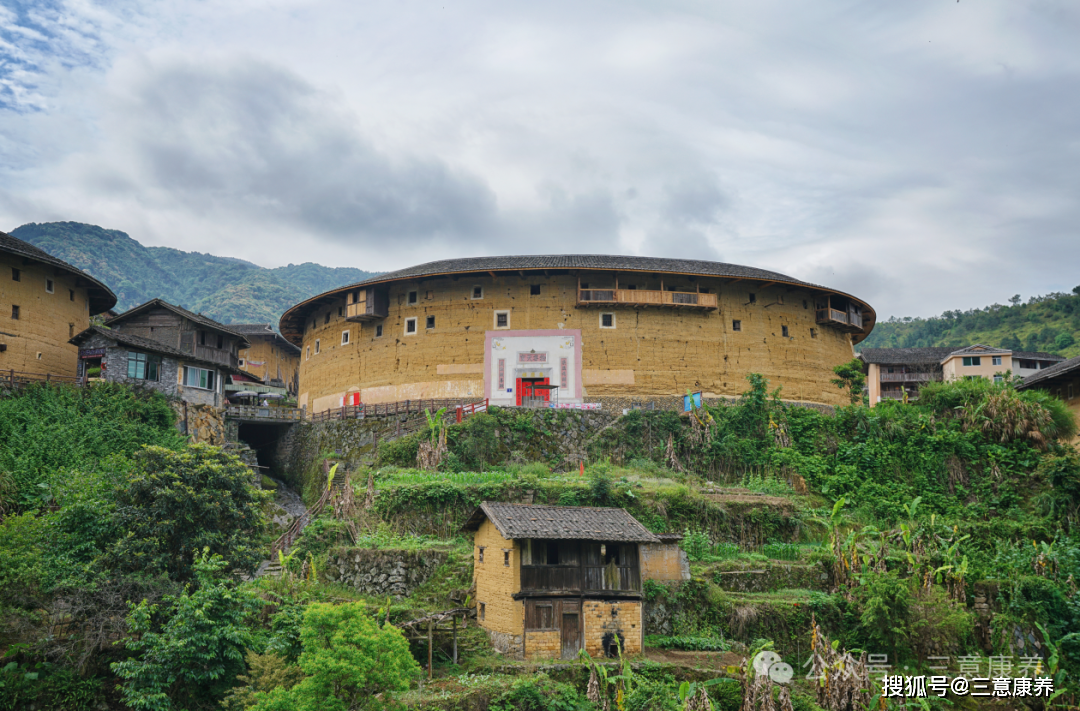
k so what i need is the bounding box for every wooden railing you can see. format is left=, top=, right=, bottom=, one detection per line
left=880, top=373, right=941, bottom=383
left=193, top=345, right=239, bottom=369
left=816, top=308, right=864, bottom=332
left=225, top=405, right=304, bottom=421
left=308, top=398, right=488, bottom=423
left=577, top=289, right=718, bottom=310
left=520, top=564, right=641, bottom=593
left=2, top=369, right=82, bottom=387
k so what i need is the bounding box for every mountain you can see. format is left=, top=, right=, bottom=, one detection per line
left=860, top=288, right=1080, bottom=359
left=9, top=222, right=379, bottom=326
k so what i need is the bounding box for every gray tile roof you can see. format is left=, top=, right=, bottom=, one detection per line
left=462, top=502, right=660, bottom=543
left=107, top=299, right=250, bottom=348
left=0, top=230, right=117, bottom=314
left=1016, top=354, right=1080, bottom=389
left=227, top=323, right=301, bottom=354
left=1012, top=351, right=1065, bottom=362
left=70, top=325, right=221, bottom=369
left=945, top=344, right=1011, bottom=357
left=859, top=346, right=1065, bottom=366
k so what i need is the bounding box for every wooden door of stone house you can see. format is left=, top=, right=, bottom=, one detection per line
left=560, top=613, right=580, bottom=660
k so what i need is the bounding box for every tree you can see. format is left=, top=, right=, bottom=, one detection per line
left=831, top=358, right=866, bottom=405
left=250, top=602, right=419, bottom=711
left=108, top=444, right=270, bottom=580
left=1010, top=294, right=1023, bottom=306
left=112, top=551, right=264, bottom=711
left=1054, top=332, right=1075, bottom=350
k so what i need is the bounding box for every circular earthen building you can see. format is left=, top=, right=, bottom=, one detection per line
left=279, top=256, right=875, bottom=412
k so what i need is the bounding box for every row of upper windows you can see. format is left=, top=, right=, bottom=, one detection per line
left=961, top=356, right=1004, bottom=367
left=11, top=267, right=78, bottom=302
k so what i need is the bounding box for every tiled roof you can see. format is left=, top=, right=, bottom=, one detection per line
left=1012, top=351, right=1065, bottom=362
left=945, top=344, right=1010, bottom=357
left=0, top=230, right=117, bottom=314
left=106, top=299, right=250, bottom=348
left=858, top=347, right=957, bottom=365
left=69, top=326, right=221, bottom=369
left=227, top=323, right=301, bottom=354
left=462, top=502, right=660, bottom=543
left=1016, top=354, right=1080, bottom=389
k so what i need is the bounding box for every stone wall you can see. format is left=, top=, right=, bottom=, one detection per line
left=171, top=401, right=227, bottom=444
left=711, top=562, right=831, bottom=593
left=583, top=600, right=643, bottom=656
left=295, top=274, right=859, bottom=412
left=486, top=629, right=524, bottom=657
left=323, top=548, right=449, bottom=598
left=1, top=253, right=94, bottom=378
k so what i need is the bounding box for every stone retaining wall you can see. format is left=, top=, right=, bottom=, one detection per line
left=323, top=548, right=449, bottom=598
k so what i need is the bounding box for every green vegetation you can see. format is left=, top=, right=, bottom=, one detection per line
left=860, top=285, right=1080, bottom=358
left=10, top=221, right=379, bottom=323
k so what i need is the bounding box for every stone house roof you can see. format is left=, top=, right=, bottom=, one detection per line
left=1016, top=354, right=1080, bottom=389
left=0, top=230, right=117, bottom=314
left=106, top=299, right=251, bottom=348
left=69, top=326, right=237, bottom=372
left=227, top=323, right=301, bottom=354
left=462, top=502, right=661, bottom=543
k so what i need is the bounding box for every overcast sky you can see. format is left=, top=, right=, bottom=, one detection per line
left=2, top=1, right=1078, bottom=318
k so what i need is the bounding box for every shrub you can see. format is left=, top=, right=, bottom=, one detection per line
left=681, top=529, right=711, bottom=561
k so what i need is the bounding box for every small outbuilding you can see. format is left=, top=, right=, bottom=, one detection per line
left=463, top=502, right=660, bottom=660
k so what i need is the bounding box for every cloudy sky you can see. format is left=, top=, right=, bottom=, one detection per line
left=1, top=0, right=1078, bottom=318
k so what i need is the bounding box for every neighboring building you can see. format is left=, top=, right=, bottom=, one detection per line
left=229, top=323, right=301, bottom=396
left=0, top=230, right=116, bottom=378
left=1016, top=355, right=1080, bottom=446
left=860, top=345, right=1064, bottom=405
left=463, top=502, right=661, bottom=660
left=69, top=326, right=239, bottom=407
left=279, top=256, right=876, bottom=413
left=640, top=533, right=691, bottom=582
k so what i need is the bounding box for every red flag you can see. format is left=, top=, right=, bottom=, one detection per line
left=579, top=462, right=585, bottom=477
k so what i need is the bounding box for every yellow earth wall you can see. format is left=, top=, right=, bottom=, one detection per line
left=296, top=274, right=856, bottom=412
left=0, top=253, right=92, bottom=378
left=582, top=600, right=643, bottom=657
left=473, top=519, right=522, bottom=638
left=239, top=336, right=299, bottom=392
left=524, top=630, right=561, bottom=661
left=640, top=543, right=690, bottom=582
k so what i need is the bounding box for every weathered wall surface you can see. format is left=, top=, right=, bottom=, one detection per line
left=323, top=548, right=449, bottom=598
left=524, top=630, right=561, bottom=660
left=583, top=600, right=642, bottom=656
left=239, top=336, right=299, bottom=393
left=296, top=275, right=857, bottom=413
left=641, top=543, right=690, bottom=582
left=711, top=562, right=831, bottom=594
left=170, top=401, right=227, bottom=444
left=0, top=254, right=92, bottom=378
left=474, top=519, right=522, bottom=640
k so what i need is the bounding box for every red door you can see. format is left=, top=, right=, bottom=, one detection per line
left=516, top=378, right=551, bottom=406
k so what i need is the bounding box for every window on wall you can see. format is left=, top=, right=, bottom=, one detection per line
left=472, top=285, right=483, bottom=299
left=748, top=293, right=756, bottom=303
left=69, top=289, right=75, bottom=301
left=478, top=547, right=485, bottom=563
left=314, top=339, right=321, bottom=354
left=11, top=268, right=20, bottom=281
left=375, top=324, right=383, bottom=337
left=341, top=330, right=350, bottom=345
left=810, top=328, right=817, bottom=338
left=426, top=316, right=435, bottom=329
left=426, top=290, right=434, bottom=300
left=239, top=359, right=245, bottom=367
left=781, top=325, right=789, bottom=337
left=503, top=550, right=510, bottom=566
left=408, top=290, right=418, bottom=305
left=803, top=300, right=808, bottom=309
left=183, top=366, right=215, bottom=390
left=600, top=313, right=615, bottom=328
left=405, top=317, right=417, bottom=334
left=11, top=305, right=19, bottom=320
left=732, top=319, right=741, bottom=331
left=479, top=603, right=486, bottom=621
left=198, top=331, right=207, bottom=346
left=68, top=323, right=74, bottom=338
left=46, top=279, right=54, bottom=294
left=992, top=356, right=1002, bottom=366
left=305, top=346, right=310, bottom=360
left=495, top=311, right=509, bottom=329
left=994, top=375, right=1003, bottom=383
left=324, top=312, right=330, bottom=325
left=530, top=284, right=541, bottom=296
left=127, top=352, right=161, bottom=381
left=962, top=357, right=981, bottom=367
left=217, top=334, right=224, bottom=349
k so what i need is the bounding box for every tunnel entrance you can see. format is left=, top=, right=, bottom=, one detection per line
left=236, top=422, right=294, bottom=475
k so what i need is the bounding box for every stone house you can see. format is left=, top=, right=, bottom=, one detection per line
left=0, top=230, right=116, bottom=379
left=69, top=326, right=237, bottom=407
left=229, top=323, right=301, bottom=396
left=463, top=502, right=661, bottom=660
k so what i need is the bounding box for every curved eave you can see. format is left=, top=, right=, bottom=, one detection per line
left=0, top=247, right=117, bottom=315
left=279, top=266, right=876, bottom=347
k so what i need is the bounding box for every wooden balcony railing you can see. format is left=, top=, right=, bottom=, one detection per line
left=880, top=373, right=942, bottom=383
left=2, top=369, right=82, bottom=388
left=816, top=308, right=864, bottom=333
left=578, top=289, right=718, bottom=310
left=225, top=405, right=304, bottom=421
left=520, top=565, right=640, bottom=594
left=346, top=300, right=388, bottom=322
left=193, top=345, right=238, bottom=369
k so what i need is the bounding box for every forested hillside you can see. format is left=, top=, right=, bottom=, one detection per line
left=860, top=288, right=1080, bottom=359
left=9, top=222, right=379, bottom=325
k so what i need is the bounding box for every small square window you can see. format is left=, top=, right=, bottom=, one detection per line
left=600, top=313, right=615, bottom=328
left=324, top=313, right=330, bottom=325
left=69, top=289, right=75, bottom=301
left=781, top=325, right=789, bottom=337
left=408, top=291, right=418, bottom=305
left=732, top=319, right=741, bottom=331
left=748, top=293, right=756, bottom=304
left=11, top=305, right=19, bottom=320
left=962, top=356, right=981, bottom=367
left=472, top=285, right=483, bottom=299
left=810, top=328, right=817, bottom=338
left=46, top=279, right=54, bottom=293
left=478, top=547, right=485, bottom=563
left=530, top=284, right=541, bottom=296
left=992, top=356, right=1002, bottom=366
left=495, top=311, right=509, bottom=329
left=426, top=290, right=434, bottom=300
left=405, top=317, right=417, bottom=334
left=503, top=550, right=510, bottom=566
left=239, top=359, right=245, bottom=367
left=375, top=324, right=383, bottom=337
left=426, top=315, right=435, bottom=329
left=314, top=339, right=321, bottom=354
left=11, top=268, right=20, bottom=281
left=341, top=330, right=350, bottom=345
